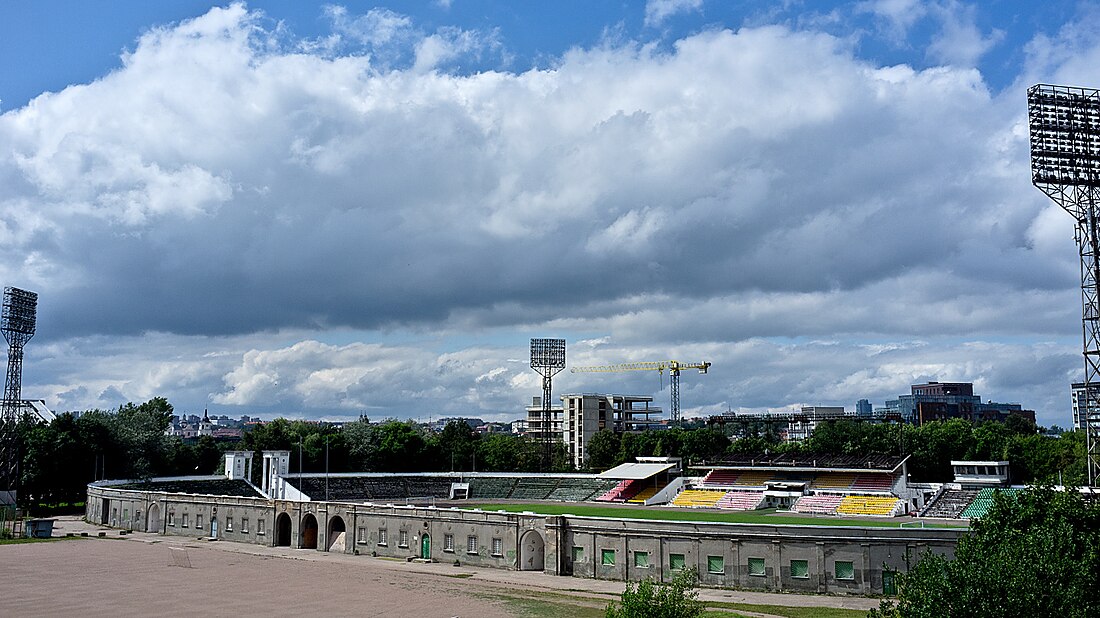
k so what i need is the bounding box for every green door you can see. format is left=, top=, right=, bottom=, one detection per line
left=883, top=571, right=896, bottom=596
left=420, top=533, right=431, bottom=559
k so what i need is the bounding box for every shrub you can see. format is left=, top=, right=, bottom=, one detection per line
left=605, top=567, right=704, bottom=618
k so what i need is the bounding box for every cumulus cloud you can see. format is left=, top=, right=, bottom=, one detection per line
left=645, top=0, right=704, bottom=28
left=2, top=3, right=1098, bottom=425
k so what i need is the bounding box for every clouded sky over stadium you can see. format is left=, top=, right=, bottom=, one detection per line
left=2, top=1, right=1099, bottom=426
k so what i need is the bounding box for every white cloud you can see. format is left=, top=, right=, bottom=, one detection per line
left=644, top=0, right=704, bottom=28
left=1, top=4, right=1097, bottom=427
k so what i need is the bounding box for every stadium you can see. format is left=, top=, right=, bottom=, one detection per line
left=85, top=449, right=971, bottom=596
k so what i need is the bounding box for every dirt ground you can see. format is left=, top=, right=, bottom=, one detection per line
left=0, top=517, right=880, bottom=617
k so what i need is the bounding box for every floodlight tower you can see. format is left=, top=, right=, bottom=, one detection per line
left=1027, top=84, right=1100, bottom=486
left=530, top=338, right=566, bottom=470
left=1, top=287, right=37, bottom=504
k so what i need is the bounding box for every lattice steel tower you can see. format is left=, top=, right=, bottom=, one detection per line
left=1027, top=84, right=1100, bottom=486
left=1, top=287, right=37, bottom=504
left=530, top=338, right=565, bottom=470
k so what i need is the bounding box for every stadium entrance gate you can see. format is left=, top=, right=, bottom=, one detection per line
left=519, top=530, right=544, bottom=571
left=275, top=512, right=292, bottom=547
left=328, top=516, right=346, bottom=552
left=302, top=514, right=318, bottom=549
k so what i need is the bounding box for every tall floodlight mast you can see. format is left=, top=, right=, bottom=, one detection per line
left=530, top=338, right=566, bottom=470
left=1027, top=84, right=1100, bottom=486
left=1, top=287, right=38, bottom=505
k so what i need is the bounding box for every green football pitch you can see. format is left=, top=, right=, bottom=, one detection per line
left=462, top=502, right=968, bottom=528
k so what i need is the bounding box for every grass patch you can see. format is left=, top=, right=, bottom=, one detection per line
left=462, top=503, right=966, bottom=528
left=706, top=601, right=868, bottom=618
left=0, top=536, right=74, bottom=545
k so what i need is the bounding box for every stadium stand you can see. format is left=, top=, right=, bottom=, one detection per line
left=919, top=489, right=979, bottom=518
left=700, top=470, right=740, bottom=487
left=546, top=478, right=618, bottom=502
left=810, top=473, right=856, bottom=490
left=960, top=488, right=1022, bottom=519
left=791, top=493, right=843, bottom=515
left=835, top=495, right=902, bottom=516
left=405, top=477, right=455, bottom=498
left=511, top=478, right=561, bottom=500
left=469, top=477, right=518, bottom=500
left=116, top=479, right=262, bottom=498
left=627, top=482, right=668, bottom=504
left=731, top=471, right=774, bottom=487
left=595, top=480, right=631, bottom=502
left=671, top=489, right=726, bottom=508
left=850, top=474, right=895, bottom=492
left=715, top=490, right=765, bottom=510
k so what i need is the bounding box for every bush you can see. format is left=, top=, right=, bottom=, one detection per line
left=605, top=567, right=704, bottom=618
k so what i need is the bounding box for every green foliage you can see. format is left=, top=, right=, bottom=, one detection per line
left=605, top=567, right=704, bottom=618
left=584, top=429, right=622, bottom=471
left=871, top=486, right=1100, bottom=618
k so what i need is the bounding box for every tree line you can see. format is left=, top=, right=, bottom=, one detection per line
left=12, top=397, right=1088, bottom=510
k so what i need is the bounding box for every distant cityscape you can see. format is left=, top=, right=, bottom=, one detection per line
left=165, top=380, right=1051, bottom=466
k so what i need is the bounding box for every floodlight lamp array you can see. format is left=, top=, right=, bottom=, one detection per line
left=530, top=338, right=566, bottom=371
left=1027, top=84, right=1100, bottom=188
left=1, top=287, right=37, bottom=342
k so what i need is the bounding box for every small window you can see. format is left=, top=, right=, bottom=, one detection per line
left=358, top=527, right=367, bottom=544
left=601, top=549, right=616, bottom=566
left=633, top=551, right=649, bottom=568
left=135, top=510, right=141, bottom=522
left=571, top=546, right=584, bottom=562
left=748, top=557, right=766, bottom=576
left=168, top=512, right=175, bottom=526
left=195, top=514, right=203, bottom=530
left=492, top=538, right=503, bottom=556
left=122, top=508, right=128, bottom=521
left=226, top=517, right=234, bottom=531
left=669, top=553, right=686, bottom=571
left=444, top=534, right=455, bottom=552
left=242, top=519, right=249, bottom=533
left=378, top=529, right=388, bottom=546
left=257, top=519, right=265, bottom=535
left=791, top=559, right=809, bottom=579
left=467, top=535, right=478, bottom=554
left=707, top=555, right=724, bottom=574
left=399, top=530, right=409, bottom=548
left=835, top=561, right=855, bottom=580
left=182, top=513, right=190, bottom=528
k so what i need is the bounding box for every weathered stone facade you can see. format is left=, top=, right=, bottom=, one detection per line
left=86, top=483, right=964, bottom=595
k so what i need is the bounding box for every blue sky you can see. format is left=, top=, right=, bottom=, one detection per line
left=1, top=1, right=1099, bottom=426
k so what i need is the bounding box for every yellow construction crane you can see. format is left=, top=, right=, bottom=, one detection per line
left=569, top=360, right=711, bottom=424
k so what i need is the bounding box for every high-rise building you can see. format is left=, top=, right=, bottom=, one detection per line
left=561, top=394, right=663, bottom=468
left=856, top=399, right=872, bottom=418
left=885, top=382, right=1034, bottom=425
left=1071, top=382, right=1100, bottom=431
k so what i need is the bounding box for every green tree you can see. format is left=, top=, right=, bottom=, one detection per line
left=605, top=567, right=704, bottom=618
left=585, top=429, right=622, bottom=471
left=871, top=486, right=1100, bottom=618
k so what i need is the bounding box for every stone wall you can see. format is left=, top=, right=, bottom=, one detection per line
left=86, top=484, right=964, bottom=595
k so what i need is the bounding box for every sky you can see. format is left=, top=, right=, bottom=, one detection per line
left=1, top=0, right=1099, bottom=427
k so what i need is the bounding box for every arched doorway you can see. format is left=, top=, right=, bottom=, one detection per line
left=301, top=513, right=318, bottom=549
left=147, top=504, right=161, bottom=533
left=420, top=533, right=431, bottom=559
left=519, top=530, right=545, bottom=571
left=327, top=516, right=347, bottom=552
left=276, top=513, right=292, bottom=547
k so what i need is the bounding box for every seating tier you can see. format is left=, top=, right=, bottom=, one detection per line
left=715, top=490, right=764, bottom=510
left=835, top=495, right=901, bottom=516
left=672, top=489, right=727, bottom=508
left=791, top=493, right=843, bottom=515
